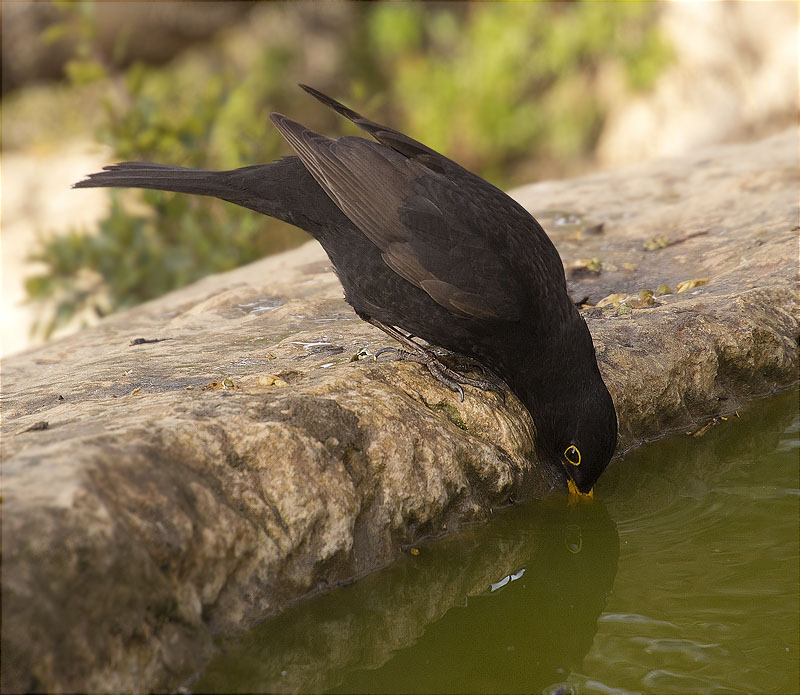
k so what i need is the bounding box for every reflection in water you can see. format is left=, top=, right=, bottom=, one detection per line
left=195, top=500, right=619, bottom=694
left=582, top=389, right=800, bottom=695
left=193, top=389, right=799, bottom=694
left=331, top=500, right=619, bottom=694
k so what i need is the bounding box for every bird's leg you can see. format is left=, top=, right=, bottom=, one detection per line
left=366, top=318, right=506, bottom=402
left=428, top=347, right=491, bottom=377
left=432, top=350, right=508, bottom=402
left=373, top=324, right=506, bottom=391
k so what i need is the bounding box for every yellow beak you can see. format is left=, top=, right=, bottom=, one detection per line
left=567, top=478, right=594, bottom=498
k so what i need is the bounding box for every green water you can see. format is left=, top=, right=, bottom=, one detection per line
left=193, top=389, right=799, bottom=695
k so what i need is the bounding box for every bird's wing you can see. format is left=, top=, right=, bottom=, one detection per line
left=270, top=113, right=527, bottom=321
left=298, top=84, right=461, bottom=176
left=293, top=86, right=568, bottom=306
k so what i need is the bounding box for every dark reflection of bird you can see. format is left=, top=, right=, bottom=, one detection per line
left=329, top=499, right=620, bottom=694
left=75, top=85, right=617, bottom=493
left=191, top=497, right=619, bottom=695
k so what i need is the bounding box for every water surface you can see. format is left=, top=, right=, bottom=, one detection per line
left=193, top=389, right=799, bottom=694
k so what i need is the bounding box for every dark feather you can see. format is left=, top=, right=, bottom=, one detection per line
left=270, top=114, right=529, bottom=321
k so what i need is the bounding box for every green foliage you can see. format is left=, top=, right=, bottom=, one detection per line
left=27, top=1, right=672, bottom=337
left=27, top=4, right=309, bottom=336
left=362, top=2, right=672, bottom=183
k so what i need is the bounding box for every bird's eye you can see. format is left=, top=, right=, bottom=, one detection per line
left=564, top=445, right=581, bottom=466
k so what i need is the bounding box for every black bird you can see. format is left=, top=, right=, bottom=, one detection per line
left=74, top=85, right=617, bottom=495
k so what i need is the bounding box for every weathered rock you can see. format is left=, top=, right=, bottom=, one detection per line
left=2, top=129, right=797, bottom=693
left=196, top=498, right=620, bottom=694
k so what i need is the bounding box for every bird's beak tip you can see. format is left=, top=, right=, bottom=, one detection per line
left=567, top=478, right=594, bottom=499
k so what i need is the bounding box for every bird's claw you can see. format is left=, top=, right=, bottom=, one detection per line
left=375, top=346, right=402, bottom=360
left=425, top=359, right=466, bottom=401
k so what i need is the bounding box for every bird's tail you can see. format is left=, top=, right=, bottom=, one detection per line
left=73, top=162, right=225, bottom=197
left=72, top=158, right=327, bottom=228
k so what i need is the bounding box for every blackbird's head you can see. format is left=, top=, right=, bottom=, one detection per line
left=537, top=378, right=618, bottom=496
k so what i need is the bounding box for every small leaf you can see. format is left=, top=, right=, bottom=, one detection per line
left=595, top=293, right=628, bottom=308
left=676, top=278, right=709, bottom=293
left=643, top=234, right=669, bottom=251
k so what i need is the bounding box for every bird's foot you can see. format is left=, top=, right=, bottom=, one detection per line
left=368, top=320, right=506, bottom=402
left=424, top=348, right=508, bottom=401
left=428, top=347, right=489, bottom=374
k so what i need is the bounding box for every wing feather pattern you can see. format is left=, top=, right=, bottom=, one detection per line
left=270, top=113, right=522, bottom=322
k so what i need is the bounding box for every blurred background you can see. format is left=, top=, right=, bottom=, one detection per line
left=2, top=1, right=797, bottom=356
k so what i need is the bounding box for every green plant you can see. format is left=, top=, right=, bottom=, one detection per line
left=26, top=1, right=672, bottom=338
left=361, top=2, right=672, bottom=184
left=27, top=3, right=309, bottom=336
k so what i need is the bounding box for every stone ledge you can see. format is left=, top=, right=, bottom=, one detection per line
left=2, top=129, right=797, bottom=693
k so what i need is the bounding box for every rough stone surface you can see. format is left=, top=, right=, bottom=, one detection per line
left=2, top=129, right=798, bottom=693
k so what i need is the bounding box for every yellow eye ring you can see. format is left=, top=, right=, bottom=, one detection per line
left=564, top=445, right=581, bottom=466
